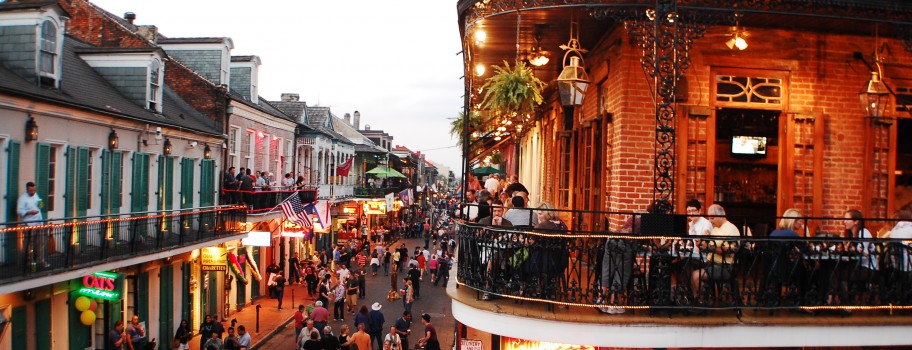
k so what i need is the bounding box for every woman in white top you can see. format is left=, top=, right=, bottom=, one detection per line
left=844, top=209, right=878, bottom=275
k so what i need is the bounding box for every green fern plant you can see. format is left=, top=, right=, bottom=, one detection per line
left=480, top=61, right=545, bottom=116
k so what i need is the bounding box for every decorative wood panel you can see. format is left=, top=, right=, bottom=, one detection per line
left=778, top=112, right=824, bottom=235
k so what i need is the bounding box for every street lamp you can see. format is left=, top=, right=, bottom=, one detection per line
left=859, top=70, right=891, bottom=118
left=557, top=17, right=590, bottom=130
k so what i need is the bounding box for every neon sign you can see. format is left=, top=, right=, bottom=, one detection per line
left=76, top=271, right=124, bottom=301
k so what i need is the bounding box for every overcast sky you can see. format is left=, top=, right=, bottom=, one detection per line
left=91, top=0, right=466, bottom=173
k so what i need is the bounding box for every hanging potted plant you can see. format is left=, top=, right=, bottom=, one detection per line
left=480, top=61, right=546, bottom=116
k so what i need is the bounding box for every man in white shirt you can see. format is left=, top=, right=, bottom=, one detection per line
left=460, top=190, right=479, bottom=221
left=484, top=174, right=500, bottom=195
left=685, top=199, right=713, bottom=236
left=18, top=182, right=47, bottom=267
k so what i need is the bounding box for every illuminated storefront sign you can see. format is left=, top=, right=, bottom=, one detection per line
left=241, top=231, right=271, bottom=246
left=76, top=271, right=124, bottom=301
left=502, top=337, right=595, bottom=350
left=342, top=207, right=358, bottom=214
left=461, top=339, right=482, bottom=350
left=362, top=201, right=387, bottom=215
left=201, top=247, right=227, bottom=272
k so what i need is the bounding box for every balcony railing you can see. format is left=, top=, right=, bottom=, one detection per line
left=354, top=185, right=408, bottom=198
left=455, top=209, right=912, bottom=314
left=223, top=189, right=318, bottom=213
left=0, top=206, right=246, bottom=285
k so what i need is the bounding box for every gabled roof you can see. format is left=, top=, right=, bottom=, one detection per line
left=331, top=116, right=387, bottom=154
left=226, top=90, right=295, bottom=123
left=0, top=35, right=220, bottom=136
left=158, top=37, right=232, bottom=45
left=271, top=100, right=307, bottom=122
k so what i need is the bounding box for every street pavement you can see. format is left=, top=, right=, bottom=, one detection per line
left=205, top=237, right=455, bottom=350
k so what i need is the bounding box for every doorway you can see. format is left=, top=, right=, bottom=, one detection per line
left=714, top=108, right=780, bottom=235
left=896, top=118, right=912, bottom=210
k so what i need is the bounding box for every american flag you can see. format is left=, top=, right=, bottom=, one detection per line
left=281, top=194, right=313, bottom=229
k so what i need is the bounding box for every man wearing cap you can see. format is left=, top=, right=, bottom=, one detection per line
left=311, top=300, right=330, bottom=334
left=368, top=302, right=386, bottom=350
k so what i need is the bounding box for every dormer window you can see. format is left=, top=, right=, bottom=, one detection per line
left=38, top=20, right=60, bottom=87
left=148, top=60, right=162, bottom=112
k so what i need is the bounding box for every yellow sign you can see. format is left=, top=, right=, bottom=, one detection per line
left=201, top=247, right=226, bottom=272
left=362, top=201, right=387, bottom=215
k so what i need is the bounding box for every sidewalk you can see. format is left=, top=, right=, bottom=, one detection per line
left=188, top=281, right=312, bottom=350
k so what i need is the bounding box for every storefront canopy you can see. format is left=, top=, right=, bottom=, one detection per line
left=366, top=166, right=406, bottom=178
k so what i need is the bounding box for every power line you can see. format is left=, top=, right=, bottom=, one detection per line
left=415, top=145, right=459, bottom=152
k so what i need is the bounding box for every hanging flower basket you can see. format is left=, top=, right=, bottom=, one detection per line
left=480, top=61, right=546, bottom=116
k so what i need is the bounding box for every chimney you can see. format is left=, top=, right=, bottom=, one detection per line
left=365, top=124, right=371, bottom=131
left=124, top=12, right=136, bottom=24
left=344, top=113, right=351, bottom=125
left=353, top=111, right=361, bottom=130
left=281, top=93, right=300, bottom=102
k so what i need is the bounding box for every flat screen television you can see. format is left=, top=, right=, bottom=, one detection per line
left=732, top=136, right=767, bottom=155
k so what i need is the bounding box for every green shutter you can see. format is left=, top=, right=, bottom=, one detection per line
left=199, top=159, right=215, bottom=207
left=159, top=265, right=174, bottom=350
left=35, top=299, right=50, bottom=350
left=137, top=272, right=149, bottom=349
left=112, top=151, right=123, bottom=211
left=207, top=271, right=218, bottom=316
left=105, top=298, right=123, bottom=337
left=35, top=143, right=50, bottom=217
left=65, top=146, right=77, bottom=218
left=11, top=306, right=25, bottom=350
left=6, top=140, right=20, bottom=222
left=164, top=156, right=173, bottom=211
left=180, top=158, right=194, bottom=209
left=132, top=153, right=149, bottom=213
left=76, top=147, right=89, bottom=217
left=100, top=150, right=110, bottom=215
left=181, top=262, right=191, bottom=323
left=68, top=292, right=91, bottom=349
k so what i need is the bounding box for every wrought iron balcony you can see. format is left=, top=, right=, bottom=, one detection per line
left=222, top=188, right=318, bottom=213
left=0, top=206, right=246, bottom=286
left=354, top=185, right=409, bottom=198
left=454, top=209, right=912, bottom=314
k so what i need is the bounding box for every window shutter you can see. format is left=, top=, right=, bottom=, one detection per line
left=132, top=153, right=149, bottom=213
left=76, top=147, right=89, bottom=217
left=112, top=151, right=122, bottom=210
left=65, top=146, right=77, bottom=218
left=35, top=143, right=50, bottom=216
left=180, top=158, right=195, bottom=209
left=11, top=306, right=26, bottom=350
left=6, top=140, right=20, bottom=222
left=200, top=159, right=215, bottom=207
left=137, top=271, right=149, bottom=328
left=100, top=150, right=110, bottom=215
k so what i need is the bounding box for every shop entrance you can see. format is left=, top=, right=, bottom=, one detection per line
left=714, top=108, right=779, bottom=235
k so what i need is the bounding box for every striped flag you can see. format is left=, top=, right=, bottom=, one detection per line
left=281, top=194, right=313, bottom=229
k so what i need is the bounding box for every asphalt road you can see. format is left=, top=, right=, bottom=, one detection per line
left=256, top=237, right=456, bottom=350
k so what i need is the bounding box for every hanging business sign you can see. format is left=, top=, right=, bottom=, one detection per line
left=460, top=339, right=482, bottom=350
left=241, top=231, right=271, bottom=247
left=362, top=201, right=387, bottom=215
left=75, top=271, right=124, bottom=301
left=201, top=247, right=227, bottom=272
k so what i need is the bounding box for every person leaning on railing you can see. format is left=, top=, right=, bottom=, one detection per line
left=886, top=205, right=912, bottom=302
left=533, top=202, right=569, bottom=301
left=477, top=199, right=513, bottom=300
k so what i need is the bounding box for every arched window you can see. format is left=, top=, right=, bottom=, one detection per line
left=39, top=20, right=58, bottom=83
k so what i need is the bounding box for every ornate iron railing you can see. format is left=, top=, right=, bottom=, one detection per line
left=455, top=215, right=912, bottom=312
left=354, top=185, right=409, bottom=198
left=0, top=206, right=246, bottom=284
left=222, top=189, right=318, bottom=213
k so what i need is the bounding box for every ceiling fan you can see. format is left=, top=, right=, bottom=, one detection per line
left=708, top=13, right=750, bottom=50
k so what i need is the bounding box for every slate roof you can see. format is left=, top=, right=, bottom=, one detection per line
left=158, top=37, right=229, bottom=44
left=331, top=117, right=387, bottom=154
left=226, top=90, right=295, bottom=123
left=271, top=100, right=307, bottom=124
left=231, top=55, right=257, bottom=63
left=0, top=35, right=221, bottom=136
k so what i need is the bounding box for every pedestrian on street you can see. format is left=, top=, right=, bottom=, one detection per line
left=274, top=271, right=287, bottom=309
left=333, top=280, right=347, bottom=321
left=383, top=250, right=391, bottom=276
left=289, top=253, right=301, bottom=284
left=174, top=319, right=192, bottom=350
left=368, top=302, right=386, bottom=350
left=311, top=300, right=330, bottom=334
left=341, top=322, right=371, bottom=350
left=408, top=263, right=421, bottom=299
left=434, top=254, right=450, bottom=287
left=417, top=313, right=440, bottom=350
left=304, top=264, right=318, bottom=297
left=294, top=305, right=307, bottom=341
left=384, top=325, right=402, bottom=350
left=401, top=278, right=414, bottom=314
left=236, top=326, right=250, bottom=350
left=321, top=325, right=341, bottom=350
left=297, top=319, right=320, bottom=349
left=318, top=275, right=332, bottom=309
left=222, top=327, right=239, bottom=350
left=199, top=315, right=213, bottom=349
left=338, top=325, right=351, bottom=350
left=358, top=269, right=367, bottom=297
left=354, top=305, right=370, bottom=331
left=394, top=311, right=412, bottom=350
left=109, top=319, right=127, bottom=350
